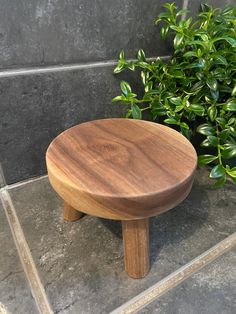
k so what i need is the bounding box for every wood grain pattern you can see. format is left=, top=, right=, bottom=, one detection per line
left=46, top=118, right=197, bottom=220
left=122, top=219, right=149, bottom=278
left=63, top=202, right=83, bottom=221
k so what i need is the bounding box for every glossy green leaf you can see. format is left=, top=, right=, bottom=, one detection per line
left=145, top=81, right=153, bottom=92
left=229, top=126, right=236, bottom=136
left=216, top=117, right=226, bottom=128
left=201, top=139, right=211, bottom=147
left=210, top=164, right=226, bottom=178
left=174, top=33, right=184, bottom=49
left=127, top=63, right=135, bottom=71
left=175, top=104, right=184, bottom=112
left=223, top=101, right=236, bottom=112
left=222, top=37, right=236, bottom=47
left=151, top=107, right=167, bottom=116
left=232, top=85, right=236, bottom=96
left=137, top=49, right=146, bottom=62
left=200, top=3, right=211, bottom=12
left=207, top=136, right=218, bottom=147
left=112, top=96, right=124, bottom=102
left=171, top=70, right=183, bottom=78
left=164, top=118, right=179, bottom=125
left=120, top=81, right=132, bottom=96
left=163, top=2, right=176, bottom=11
left=158, top=12, right=171, bottom=19
left=161, top=26, right=169, bottom=39
left=198, top=155, right=218, bottom=166
left=208, top=106, right=217, bottom=121
left=215, top=55, right=228, bottom=65
left=119, top=49, right=125, bottom=60
left=226, top=167, right=236, bottom=178
left=227, top=117, right=235, bottom=125
left=179, top=122, right=189, bottom=129
left=131, top=103, right=142, bottom=119
left=197, top=124, right=215, bottom=136
left=170, top=25, right=180, bottom=32
left=183, top=51, right=198, bottom=58
left=181, top=127, right=190, bottom=139
left=213, top=175, right=226, bottom=188
left=113, top=63, right=124, bottom=74
left=125, top=110, right=132, bottom=118
left=218, top=129, right=230, bottom=140
left=128, top=93, right=137, bottom=99
left=206, top=78, right=218, bottom=91
left=189, top=104, right=205, bottom=116
left=198, top=58, right=206, bottom=68
left=141, top=71, right=149, bottom=85
left=190, top=81, right=205, bottom=93
left=169, top=97, right=182, bottom=106
left=221, top=145, right=236, bottom=159
left=211, top=90, right=219, bottom=101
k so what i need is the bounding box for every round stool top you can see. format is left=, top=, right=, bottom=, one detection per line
left=46, top=119, right=197, bottom=220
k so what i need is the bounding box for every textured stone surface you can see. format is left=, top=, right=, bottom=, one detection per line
left=0, top=200, right=38, bottom=314
left=0, top=66, right=140, bottom=184
left=0, top=0, right=182, bottom=69
left=8, top=169, right=236, bottom=313
left=140, top=247, right=236, bottom=314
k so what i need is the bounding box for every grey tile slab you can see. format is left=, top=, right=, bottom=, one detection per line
left=8, top=169, right=236, bottom=313
left=0, top=65, right=139, bottom=184
left=0, top=0, right=182, bottom=69
left=140, top=247, right=236, bottom=314
left=0, top=200, right=38, bottom=313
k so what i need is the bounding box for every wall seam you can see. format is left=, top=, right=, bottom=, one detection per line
left=181, top=0, right=189, bottom=20
left=0, top=56, right=171, bottom=78
left=110, top=232, right=236, bottom=314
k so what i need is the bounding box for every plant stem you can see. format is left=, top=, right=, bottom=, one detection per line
left=216, top=125, right=223, bottom=166
left=141, top=105, right=151, bottom=111
left=217, top=144, right=222, bottom=165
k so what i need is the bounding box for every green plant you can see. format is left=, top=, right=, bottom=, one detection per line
left=112, top=3, right=236, bottom=187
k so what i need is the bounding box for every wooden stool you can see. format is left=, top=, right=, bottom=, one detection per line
left=46, top=119, right=197, bottom=278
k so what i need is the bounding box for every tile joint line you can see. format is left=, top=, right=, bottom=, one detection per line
left=0, top=55, right=170, bottom=78
left=181, top=0, right=189, bottom=20
left=2, top=174, right=48, bottom=191
left=110, top=232, right=236, bottom=314
left=1, top=174, right=235, bottom=313
left=0, top=189, right=53, bottom=314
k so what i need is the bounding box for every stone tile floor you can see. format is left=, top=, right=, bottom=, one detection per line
left=140, top=248, right=236, bottom=314
left=0, top=169, right=235, bottom=313
left=0, top=202, right=38, bottom=314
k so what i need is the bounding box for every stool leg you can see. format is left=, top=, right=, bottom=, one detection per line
left=63, top=202, right=83, bottom=222
left=122, top=218, right=150, bottom=279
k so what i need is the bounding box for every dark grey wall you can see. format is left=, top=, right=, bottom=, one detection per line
left=0, top=0, right=174, bottom=69
left=0, top=0, right=233, bottom=185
